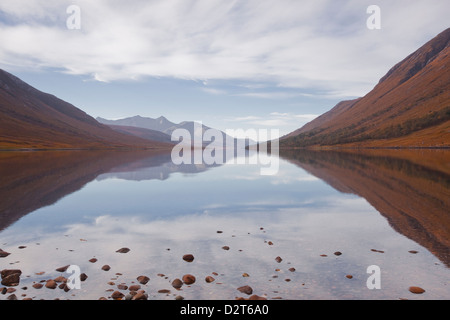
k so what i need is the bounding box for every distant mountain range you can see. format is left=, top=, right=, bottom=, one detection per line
left=97, top=115, right=255, bottom=147
left=0, top=70, right=172, bottom=150
left=281, top=28, right=450, bottom=148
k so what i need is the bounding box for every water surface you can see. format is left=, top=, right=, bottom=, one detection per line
left=0, top=149, right=448, bottom=300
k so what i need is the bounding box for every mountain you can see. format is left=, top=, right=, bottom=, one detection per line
left=0, top=69, right=172, bottom=150
left=98, top=115, right=256, bottom=147
left=97, top=115, right=177, bottom=133
left=281, top=28, right=450, bottom=148
left=106, top=125, right=174, bottom=144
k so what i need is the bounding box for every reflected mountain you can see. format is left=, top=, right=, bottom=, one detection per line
left=280, top=149, right=450, bottom=267
left=0, top=150, right=221, bottom=231
left=96, top=152, right=221, bottom=182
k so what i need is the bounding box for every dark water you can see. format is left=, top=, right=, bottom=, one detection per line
left=0, top=149, right=448, bottom=300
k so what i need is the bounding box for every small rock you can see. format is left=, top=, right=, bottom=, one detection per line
left=116, top=248, right=130, bottom=253
left=45, top=280, right=57, bottom=289
left=117, top=284, right=128, bottom=290
left=101, top=265, right=111, bottom=271
left=408, top=250, right=419, bottom=254
left=158, top=289, right=171, bottom=294
left=111, top=291, right=125, bottom=300
left=0, top=249, right=11, bottom=258
left=1, top=269, right=22, bottom=279
left=222, top=246, right=230, bottom=250
left=54, top=276, right=67, bottom=283
left=182, top=274, right=196, bottom=285
left=129, top=284, right=141, bottom=291
left=175, top=295, right=184, bottom=300
left=205, top=276, right=215, bottom=283
left=172, top=278, right=183, bottom=289
left=242, top=273, right=250, bottom=277
left=237, top=285, right=253, bottom=295
left=89, top=258, right=97, bottom=263
left=288, top=268, right=296, bottom=272
left=275, top=256, right=282, bottom=263
left=32, top=283, right=43, bottom=289
left=137, top=275, right=149, bottom=284
left=409, top=286, right=425, bottom=294
left=334, top=251, right=342, bottom=256
left=132, top=292, right=148, bottom=300
left=182, top=254, right=194, bottom=262
left=6, top=294, right=17, bottom=300
left=346, top=275, right=353, bottom=279
left=80, top=273, right=88, bottom=281
left=1, top=273, right=21, bottom=287
left=55, top=265, right=70, bottom=272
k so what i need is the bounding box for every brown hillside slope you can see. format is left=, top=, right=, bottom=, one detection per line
left=281, top=28, right=450, bottom=148
left=0, top=69, right=172, bottom=150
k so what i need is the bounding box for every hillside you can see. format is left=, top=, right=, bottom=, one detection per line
left=281, top=28, right=450, bottom=148
left=0, top=70, right=172, bottom=150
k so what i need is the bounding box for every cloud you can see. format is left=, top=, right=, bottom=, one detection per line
left=225, top=112, right=319, bottom=138
left=0, top=0, right=448, bottom=97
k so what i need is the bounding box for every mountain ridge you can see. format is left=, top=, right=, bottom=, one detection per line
left=281, top=28, right=450, bottom=148
left=0, top=69, right=173, bottom=150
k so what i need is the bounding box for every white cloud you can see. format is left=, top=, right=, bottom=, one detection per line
left=0, top=0, right=448, bottom=97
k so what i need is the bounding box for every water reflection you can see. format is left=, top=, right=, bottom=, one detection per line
left=280, top=149, right=450, bottom=267
left=0, top=149, right=449, bottom=300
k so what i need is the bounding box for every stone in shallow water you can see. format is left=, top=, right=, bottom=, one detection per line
left=409, top=286, right=425, bottom=294
left=182, top=274, right=196, bottom=285
left=182, top=254, right=194, bottom=262
left=237, top=285, right=253, bottom=295
left=137, top=275, right=149, bottom=284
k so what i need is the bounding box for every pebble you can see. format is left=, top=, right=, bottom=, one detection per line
left=0, top=249, right=11, bottom=257
left=45, top=280, right=57, bottom=289
left=1, top=269, right=22, bottom=287
left=172, top=278, right=183, bottom=289
left=132, top=291, right=148, bottom=300
left=101, top=265, right=111, bottom=271
left=32, top=283, right=43, bottom=289
left=116, top=248, right=130, bottom=253
left=275, top=256, right=283, bottom=263
left=222, top=246, right=230, bottom=250
left=111, top=291, right=125, bottom=300
left=137, top=275, right=149, bottom=284
left=129, top=284, right=141, bottom=291
left=205, top=276, right=215, bottom=283
left=55, top=265, right=70, bottom=272
left=182, top=274, right=196, bottom=285
left=409, top=286, right=425, bottom=294
left=237, top=285, right=253, bottom=295
left=182, top=254, right=194, bottom=262
left=334, top=251, right=342, bottom=256
left=117, top=284, right=128, bottom=290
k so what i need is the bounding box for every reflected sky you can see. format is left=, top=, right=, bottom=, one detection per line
left=0, top=150, right=448, bottom=300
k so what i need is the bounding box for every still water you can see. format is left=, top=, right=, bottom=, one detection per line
left=0, top=149, right=448, bottom=300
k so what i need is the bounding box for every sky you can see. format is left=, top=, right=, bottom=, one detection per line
left=0, top=0, right=448, bottom=139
